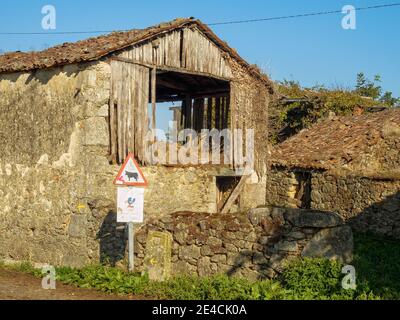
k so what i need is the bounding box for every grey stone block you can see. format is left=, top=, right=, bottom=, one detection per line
left=273, top=240, right=299, bottom=252
left=284, top=209, right=344, bottom=228
left=301, top=225, right=353, bottom=263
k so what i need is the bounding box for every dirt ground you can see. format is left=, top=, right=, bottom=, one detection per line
left=0, top=268, right=146, bottom=300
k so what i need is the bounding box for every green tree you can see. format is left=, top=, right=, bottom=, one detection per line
left=380, top=91, right=399, bottom=107
left=355, top=72, right=382, bottom=99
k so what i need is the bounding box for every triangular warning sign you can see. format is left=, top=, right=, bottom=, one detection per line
left=113, top=153, right=148, bottom=187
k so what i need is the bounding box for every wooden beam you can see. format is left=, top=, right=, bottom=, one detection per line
left=220, top=174, right=250, bottom=214
left=156, top=95, right=183, bottom=103
left=156, top=78, right=191, bottom=92
left=110, top=56, right=232, bottom=82
left=158, top=90, right=229, bottom=100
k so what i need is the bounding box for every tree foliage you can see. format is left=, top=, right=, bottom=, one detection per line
left=355, top=72, right=382, bottom=100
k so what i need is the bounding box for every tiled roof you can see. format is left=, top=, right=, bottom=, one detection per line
left=271, top=109, right=400, bottom=171
left=0, top=18, right=272, bottom=88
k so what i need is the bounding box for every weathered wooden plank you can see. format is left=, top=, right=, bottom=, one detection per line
left=114, top=26, right=233, bottom=78
left=198, top=98, right=205, bottom=132
left=127, top=66, right=133, bottom=156
left=180, top=99, right=186, bottom=130
left=131, top=64, right=138, bottom=159
left=151, top=67, right=157, bottom=136
left=216, top=96, right=222, bottom=130
left=224, top=96, right=230, bottom=129
left=141, top=66, right=150, bottom=164
left=116, top=63, right=124, bottom=163
left=109, top=60, right=117, bottom=163
left=186, top=95, right=192, bottom=129
left=220, top=174, right=249, bottom=214
left=193, top=98, right=204, bottom=132
left=121, top=64, right=128, bottom=160
left=137, top=65, right=143, bottom=160
left=206, top=97, right=212, bottom=130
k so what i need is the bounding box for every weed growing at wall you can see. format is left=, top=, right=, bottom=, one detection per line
left=4, top=233, right=399, bottom=300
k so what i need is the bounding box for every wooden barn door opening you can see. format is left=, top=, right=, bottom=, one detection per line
left=154, top=70, right=231, bottom=160
left=109, top=59, right=232, bottom=166
left=109, top=60, right=150, bottom=165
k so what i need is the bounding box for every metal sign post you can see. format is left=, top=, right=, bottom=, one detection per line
left=128, top=222, right=134, bottom=272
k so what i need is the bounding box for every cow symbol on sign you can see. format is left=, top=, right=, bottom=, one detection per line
left=125, top=170, right=139, bottom=181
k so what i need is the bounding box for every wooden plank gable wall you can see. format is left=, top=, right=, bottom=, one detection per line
left=116, top=26, right=232, bottom=78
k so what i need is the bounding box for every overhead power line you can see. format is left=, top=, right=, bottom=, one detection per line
left=0, top=2, right=399, bottom=35
left=208, top=2, right=400, bottom=25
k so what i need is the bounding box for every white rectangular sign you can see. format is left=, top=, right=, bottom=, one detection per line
left=117, top=187, right=145, bottom=223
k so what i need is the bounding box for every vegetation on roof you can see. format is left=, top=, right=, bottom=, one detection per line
left=269, top=73, right=399, bottom=145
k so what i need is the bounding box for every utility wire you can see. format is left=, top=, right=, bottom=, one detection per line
left=0, top=2, right=399, bottom=35
left=207, top=2, right=400, bottom=25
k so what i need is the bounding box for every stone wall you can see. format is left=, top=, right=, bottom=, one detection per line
left=311, top=173, right=400, bottom=239
left=0, top=62, right=228, bottom=267
left=266, top=168, right=301, bottom=208
left=266, top=167, right=400, bottom=239
left=0, top=61, right=114, bottom=267
left=0, top=61, right=111, bottom=165
left=0, top=55, right=270, bottom=268
left=134, top=208, right=353, bottom=280
left=0, top=160, right=220, bottom=267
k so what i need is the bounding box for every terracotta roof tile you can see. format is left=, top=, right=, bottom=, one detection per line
left=271, top=109, right=400, bottom=171
left=0, top=18, right=273, bottom=90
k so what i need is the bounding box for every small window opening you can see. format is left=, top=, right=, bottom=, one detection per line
left=295, top=172, right=312, bottom=209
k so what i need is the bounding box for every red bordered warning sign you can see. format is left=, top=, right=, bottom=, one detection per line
left=113, top=153, right=148, bottom=187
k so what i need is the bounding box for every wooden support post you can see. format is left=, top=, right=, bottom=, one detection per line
left=186, top=95, right=192, bottom=129
left=220, top=174, right=250, bottom=214
left=207, top=97, right=212, bottom=130
left=151, top=68, right=157, bottom=136
left=181, top=99, right=186, bottom=131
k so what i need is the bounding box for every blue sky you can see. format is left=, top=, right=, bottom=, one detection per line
left=1, top=0, right=399, bottom=94
left=1, top=1, right=399, bottom=130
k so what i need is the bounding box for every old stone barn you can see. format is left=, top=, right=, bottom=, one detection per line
left=268, top=109, right=400, bottom=239
left=0, top=18, right=274, bottom=267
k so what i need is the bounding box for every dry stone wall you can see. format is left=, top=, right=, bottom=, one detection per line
left=266, top=168, right=301, bottom=208
left=266, top=167, right=400, bottom=239
left=134, top=207, right=353, bottom=280
left=311, top=173, right=400, bottom=239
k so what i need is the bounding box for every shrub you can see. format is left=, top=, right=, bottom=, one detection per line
left=281, top=258, right=344, bottom=297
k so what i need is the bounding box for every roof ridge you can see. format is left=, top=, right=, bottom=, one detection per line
left=0, top=17, right=274, bottom=91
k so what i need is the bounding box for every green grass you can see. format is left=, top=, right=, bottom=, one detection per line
left=352, top=232, right=400, bottom=299
left=3, top=232, right=400, bottom=300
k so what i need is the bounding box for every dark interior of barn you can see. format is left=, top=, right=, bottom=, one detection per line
left=150, top=70, right=231, bottom=133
